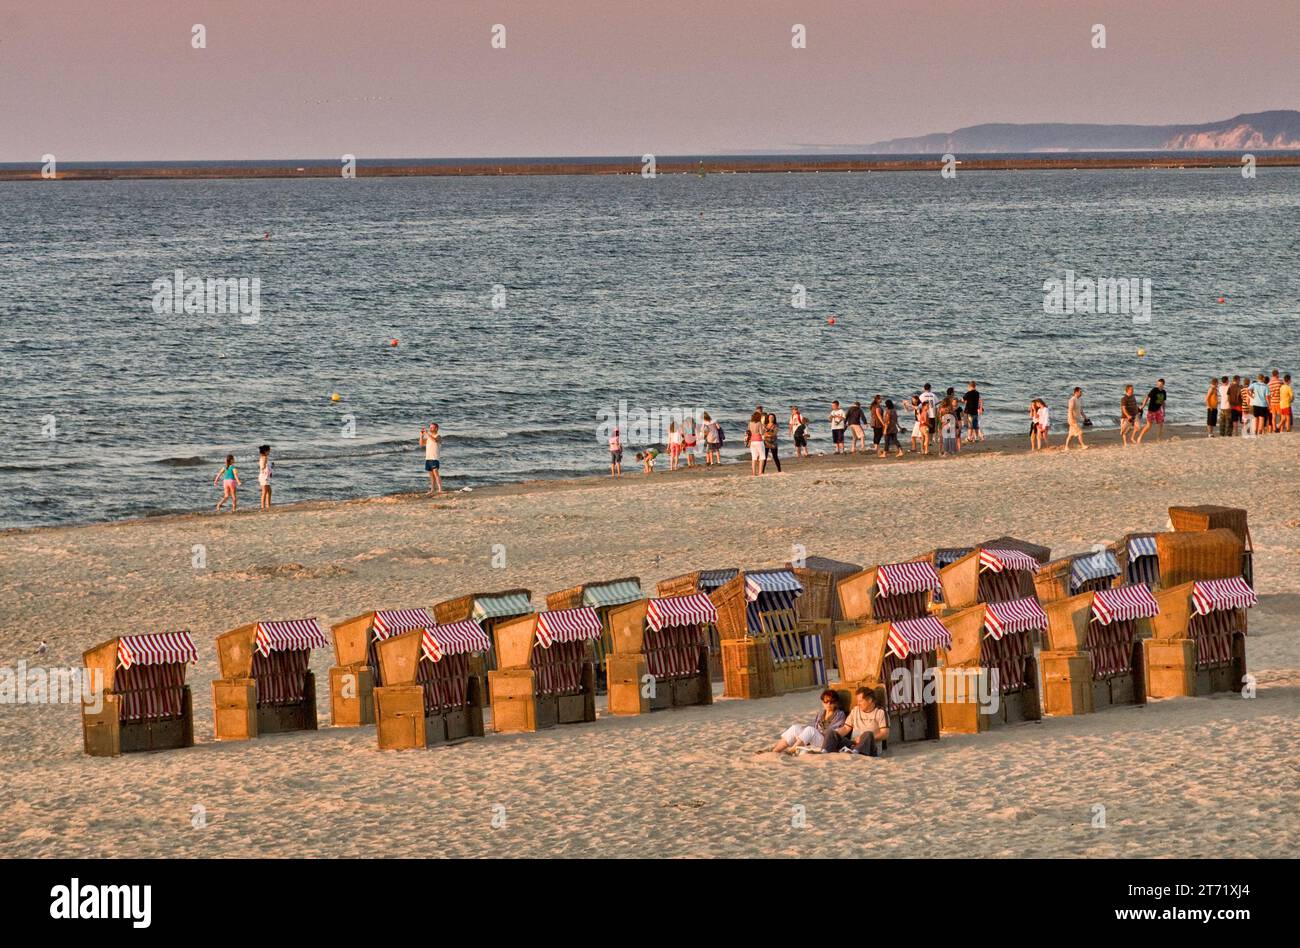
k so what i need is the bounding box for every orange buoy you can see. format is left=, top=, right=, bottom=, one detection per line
left=390, top=339, right=399, bottom=347
left=827, top=316, right=836, bottom=326
left=1218, top=297, right=1225, bottom=304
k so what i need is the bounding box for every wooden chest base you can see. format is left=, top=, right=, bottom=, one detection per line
left=329, top=664, right=375, bottom=727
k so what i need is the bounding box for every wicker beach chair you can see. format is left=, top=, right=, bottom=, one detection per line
left=213, top=619, right=329, bottom=740
left=1144, top=577, right=1255, bottom=698
left=605, top=595, right=715, bottom=714
left=1041, top=585, right=1159, bottom=715
left=328, top=608, right=435, bottom=727
left=81, top=632, right=197, bottom=756
left=487, top=608, right=600, bottom=732
left=372, top=622, right=489, bottom=749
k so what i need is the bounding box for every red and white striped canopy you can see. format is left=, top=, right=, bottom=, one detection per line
left=421, top=620, right=492, bottom=663
left=536, top=607, right=603, bottom=647
left=886, top=616, right=952, bottom=659
left=117, top=631, right=197, bottom=670
left=978, top=548, right=1042, bottom=574
left=1191, top=577, right=1258, bottom=616
left=255, top=618, right=330, bottom=656
left=372, top=608, right=435, bottom=641
left=877, top=561, right=942, bottom=597
left=647, top=593, right=718, bottom=631
left=1091, top=585, right=1160, bottom=625
left=983, top=597, right=1048, bottom=639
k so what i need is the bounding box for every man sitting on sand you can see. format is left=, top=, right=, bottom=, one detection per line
left=825, top=688, right=890, bottom=757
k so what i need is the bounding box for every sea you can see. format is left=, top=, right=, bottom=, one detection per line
left=1, top=158, right=1297, bottom=528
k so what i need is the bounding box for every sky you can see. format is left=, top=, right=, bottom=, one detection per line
left=1, top=0, right=1297, bottom=160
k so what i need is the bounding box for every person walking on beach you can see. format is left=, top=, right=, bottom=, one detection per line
left=1280, top=374, right=1294, bottom=432
left=881, top=399, right=904, bottom=457
left=911, top=395, right=931, bottom=454
left=1137, top=379, right=1166, bottom=443
left=1204, top=378, right=1220, bottom=437
left=1120, top=385, right=1141, bottom=446
left=761, top=413, right=782, bottom=473
left=257, top=444, right=274, bottom=510
left=828, top=400, right=847, bottom=454
left=845, top=400, right=866, bottom=454
left=667, top=420, right=683, bottom=471
left=746, top=410, right=765, bottom=475
left=789, top=406, right=810, bottom=458
left=1065, top=388, right=1087, bottom=450
left=869, top=395, right=885, bottom=453
left=608, top=428, right=623, bottom=477
left=682, top=416, right=698, bottom=467
left=963, top=381, right=984, bottom=443
left=702, top=412, right=721, bottom=465
left=420, top=423, right=443, bottom=493
left=213, top=454, right=242, bottom=513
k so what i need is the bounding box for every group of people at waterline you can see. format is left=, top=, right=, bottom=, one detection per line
left=208, top=371, right=1293, bottom=510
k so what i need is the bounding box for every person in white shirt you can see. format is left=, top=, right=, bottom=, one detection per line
left=826, top=688, right=890, bottom=756
left=1036, top=401, right=1051, bottom=449
left=419, top=422, right=443, bottom=494
left=257, top=444, right=274, bottom=510
left=1216, top=376, right=1232, bottom=437
left=918, top=384, right=938, bottom=445
left=828, top=401, right=847, bottom=454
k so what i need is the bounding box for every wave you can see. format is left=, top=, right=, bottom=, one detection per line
left=156, top=456, right=207, bottom=467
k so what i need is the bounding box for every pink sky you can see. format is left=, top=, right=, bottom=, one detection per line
left=2, top=0, right=1296, bottom=160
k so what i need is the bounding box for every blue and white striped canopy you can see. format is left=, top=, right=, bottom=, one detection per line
left=698, top=569, right=739, bottom=590
left=1070, top=549, right=1121, bottom=588
left=744, top=569, right=804, bottom=601
left=1128, top=535, right=1158, bottom=559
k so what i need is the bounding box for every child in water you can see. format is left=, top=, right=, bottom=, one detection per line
left=214, top=454, right=241, bottom=512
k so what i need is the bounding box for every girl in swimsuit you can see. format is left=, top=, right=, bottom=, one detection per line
left=214, top=454, right=242, bottom=513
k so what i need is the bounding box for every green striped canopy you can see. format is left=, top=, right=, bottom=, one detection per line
left=471, top=592, right=534, bottom=622
left=581, top=580, right=643, bottom=609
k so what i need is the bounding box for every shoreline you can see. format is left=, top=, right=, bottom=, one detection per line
left=2, top=423, right=1217, bottom=536
left=5, top=155, right=1300, bottom=182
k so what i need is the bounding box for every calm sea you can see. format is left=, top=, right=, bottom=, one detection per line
left=1, top=167, right=1296, bottom=528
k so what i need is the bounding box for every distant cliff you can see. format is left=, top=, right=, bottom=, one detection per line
left=861, top=111, right=1300, bottom=153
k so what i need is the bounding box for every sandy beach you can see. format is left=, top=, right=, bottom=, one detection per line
left=2, top=429, right=1296, bottom=858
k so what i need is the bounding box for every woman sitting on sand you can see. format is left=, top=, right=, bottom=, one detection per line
left=767, top=690, right=846, bottom=754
